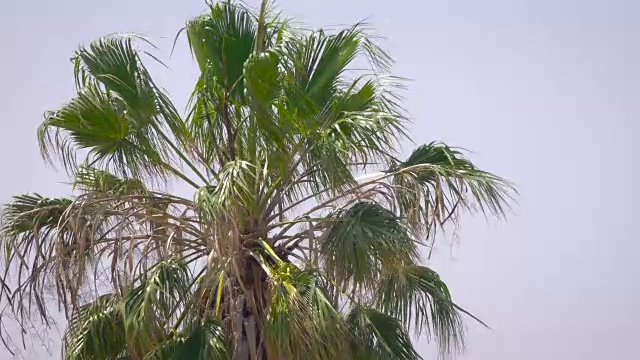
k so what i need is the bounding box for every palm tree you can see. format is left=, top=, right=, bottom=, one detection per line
left=0, top=1, right=515, bottom=359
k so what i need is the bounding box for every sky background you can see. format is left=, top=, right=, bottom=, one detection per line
left=1, top=0, right=639, bottom=358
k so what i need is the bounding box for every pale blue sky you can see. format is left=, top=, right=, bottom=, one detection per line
left=1, top=0, right=639, bottom=358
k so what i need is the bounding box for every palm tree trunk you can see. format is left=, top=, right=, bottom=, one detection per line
left=228, top=259, right=272, bottom=360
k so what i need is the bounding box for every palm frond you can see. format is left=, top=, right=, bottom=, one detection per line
left=1, top=193, right=73, bottom=241
left=393, top=142, right=516, bottom=238
left=74, top=35, right=186, bottom=140
left=259, top=251, right=347, bottom=360
left=243, top=48, right=289, bottom=158
left=37, top=80, right=167, bottom=179
left=194, top=160, right=261, bottom=229
left=0, top=194, right=76, bottom=323
left=347, top=306, right=422, bottom=360
left=75, top=36, right=157, bottom=119
left=325, top=77, right=406, bottom=164
left=74, top=166, right=148, bottom=196
left=376, top=264, right=467, bottom=355
left=165, top=317, right=229, bottom=360
left=63, top=294, right=127, bottom=360
left=184, top=1, right=259, bottom=170
left=320, top=201, right=418, bottom=291
left=282, top=25, right=361, bottom=112
left=186, top=1, right=256, bottom=101
left=40, top=35, right=196, bottom=185
left=0, top=193, right=76, bottom=281
left=277, top=27, right=406, bottom=195
left=122, top=258, right=192, bottom=356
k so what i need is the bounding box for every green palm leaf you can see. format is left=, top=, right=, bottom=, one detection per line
left=163, top=318, right=229, bottom=360
left=184, top=2, right=258, bottom=168
left=39, top=35, right=193, bottom=183
left=38, top=76, right=167, bottom=179
left=260, top=251, right=347, bottom=360
left=394, top=141, right=516, bottom=238
left=320, top=201, right=418, bottom=291
left=74, top=166, right=148, bottom=196
left=75, top=36, right=156, bottom=118
left=1, top=193, right=72, bottom=239
left=63, top=294, right=127, bottom=360
left=122, top=259, right=192, bottom=356
left=1, top=194, right=76, bottom=321
left=347, top=306, right=422, bottom=360
left=376, top=264, right=469, bottom=354
left=186, top=2, right=256, bottom=100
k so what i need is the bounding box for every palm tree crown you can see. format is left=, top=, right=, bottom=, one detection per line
left=0, top=1, right=515, bottom=359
